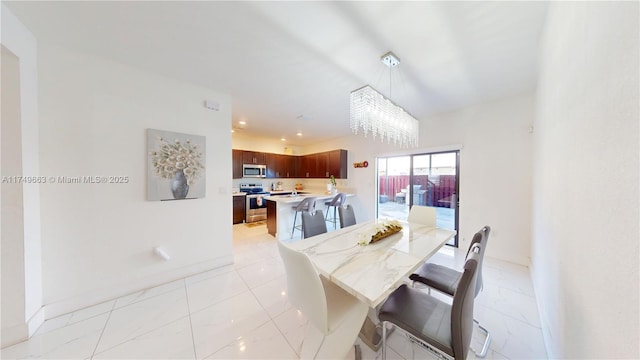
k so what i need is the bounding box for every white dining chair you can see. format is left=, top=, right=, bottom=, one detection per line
left=277, top=241, right=368, bottom=359
left=406, top=205, right=437, bottom=227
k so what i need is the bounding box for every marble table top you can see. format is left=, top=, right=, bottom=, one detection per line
left=287, top=219, right=456, bottom=307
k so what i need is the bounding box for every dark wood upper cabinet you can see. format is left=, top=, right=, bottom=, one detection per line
left=232, top=149, right=244, bottom=179
left=299, top=154, right=315, bottom=178
left=232, top=149, right=347, bottom=179
left=292, top=156, right=302, bottom=178
left=285, top=156, right=297, bottom=178
left=328, top=149, right=348, bottom=179
left=315, top=152, right=330, bottom=178
left=266, top=153, right=284, bottom=178
left=242, top=151, right=266, bottom=165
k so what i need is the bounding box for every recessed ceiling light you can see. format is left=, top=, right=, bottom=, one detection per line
left=238, top=120, right=246, bottom=125
left=231, top=129, right=235, bottom=133
left=296, top=132, right=303, bottom=136
left=280, top=138, right=286, bottom=142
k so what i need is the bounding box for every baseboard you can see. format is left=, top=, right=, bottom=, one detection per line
left=528, top=259, right=554, bottom=358
left=43, top=255, right=234, bottom=320
left=1, top=322, right=28, bottom=349
left=27, top=306, right=45, bottom=337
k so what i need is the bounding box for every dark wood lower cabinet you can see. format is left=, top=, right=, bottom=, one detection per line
left=233, top=195, right=245, bottom=224
left=267, top=200, right=277, bottom=236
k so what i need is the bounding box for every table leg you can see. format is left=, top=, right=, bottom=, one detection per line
left=358, top=312, right=395, bottom=351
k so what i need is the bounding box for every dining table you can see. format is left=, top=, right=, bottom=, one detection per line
left=287, top=218, right=456, bottom=350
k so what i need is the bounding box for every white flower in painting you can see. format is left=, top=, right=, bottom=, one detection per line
left=149, top=136, right=205, bottom=183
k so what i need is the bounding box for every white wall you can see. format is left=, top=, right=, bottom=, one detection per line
left=305, top=93, right=535, bottom=265
left=531, top=2, right=639, bottom=358
left=1, top=46, right=27, bottom=346
left=232, top=133, right=302, bottom=155
left=0, top=4, right=43, bottom=346
left=37, top=44, right=233, bottom=318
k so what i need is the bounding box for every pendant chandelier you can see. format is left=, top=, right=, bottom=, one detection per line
left=350, top=52, right=419, bottom=148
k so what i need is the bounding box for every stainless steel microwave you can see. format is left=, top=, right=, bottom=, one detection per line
left=243, top=164, right=266, bottom=178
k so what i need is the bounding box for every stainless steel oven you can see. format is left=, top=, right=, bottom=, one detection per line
left=240, top=183, right=268, bottom=223
left=246, top=193, right=268, bottom=223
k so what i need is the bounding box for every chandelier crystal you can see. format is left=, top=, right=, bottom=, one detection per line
left=350, top=85, right=419, bottom=148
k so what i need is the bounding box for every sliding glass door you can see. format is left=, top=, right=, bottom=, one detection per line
left=377, top=151, right=459, bottom=246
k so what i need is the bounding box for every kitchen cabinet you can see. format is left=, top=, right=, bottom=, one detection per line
left=232, top=195, right=245, bottom=224
left=292, top=156, right=302, bottom=178
left=298, top=150, right=347, bottom=178
left=299, top=154, right=315, bottom=178
left=266, top=153, right=282, bottom=178
left=232, top=149, right=347, bottom=179
left=232, top=149, right=244, bottom=179
left=243, top=151, right=266, bottom=165
left=316, top=152, right=329, bottom=178
left=266, top=200, right=277, bottom=236
left=284, top=156, right=297, bottom=178
left=328, top=149, right=348, bottom=179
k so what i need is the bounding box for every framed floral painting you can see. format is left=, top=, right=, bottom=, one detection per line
left=146, top=129, right=206, bottom=200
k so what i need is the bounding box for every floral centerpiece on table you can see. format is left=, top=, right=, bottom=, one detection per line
left=149, top=136, right=204, bottom=185
left=357, top=219, right=403, bottom=245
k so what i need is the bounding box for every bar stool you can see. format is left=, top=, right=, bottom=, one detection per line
left=291, top=197, right=317, bottom=239
left=324, top=193, right=346, bottom=229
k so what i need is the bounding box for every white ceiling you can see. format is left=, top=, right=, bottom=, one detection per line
left=5, top=1, right=549, bottom=146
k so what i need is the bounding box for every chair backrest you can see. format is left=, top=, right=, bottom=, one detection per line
left=406, top=205, right=436, bottom=227
left=338, top=204, right=356, bottom=228
left=464, top=226, right=490, bottom=296
left=475, top=226, right=490, bottom=296
left=302, top=211, right=328, bottom=238
left=277, top=241, right=329, bottom=334
left=328, top=192, right=346, bottom=207
left=451, top=244, right=481, bottom=359
left=294, top=196, right=317, bottom=212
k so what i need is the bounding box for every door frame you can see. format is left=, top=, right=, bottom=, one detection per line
left=376, top=149, right=460, bottom=247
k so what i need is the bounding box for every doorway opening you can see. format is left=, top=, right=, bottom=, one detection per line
left=377, top=151, right=459, bottom=246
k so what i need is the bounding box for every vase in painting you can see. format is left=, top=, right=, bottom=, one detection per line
left=171, top=170, right=189, bottom=199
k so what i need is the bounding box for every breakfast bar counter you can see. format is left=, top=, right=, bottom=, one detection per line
left=266, top=193, right=354, bottom=240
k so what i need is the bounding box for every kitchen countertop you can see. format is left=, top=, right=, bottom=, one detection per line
left=233, top=190, right=312, bottom=197
left=268, top=190, right=309, bottom=195
left=266, top=192, right=353, bottom=204
left=268, top=190, right=293, bottom=195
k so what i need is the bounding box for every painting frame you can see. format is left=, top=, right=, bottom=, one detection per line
left=146, top=128, right=206, bottom=201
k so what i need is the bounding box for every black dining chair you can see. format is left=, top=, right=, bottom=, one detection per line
left=409, top=226, right=492, bottom=357
left=302, top=211, right=328, bottom=238
left=379, top=245, right=482, bottom=360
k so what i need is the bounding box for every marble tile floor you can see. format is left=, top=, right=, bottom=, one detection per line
left=2, top=223, right=547, bottom=359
